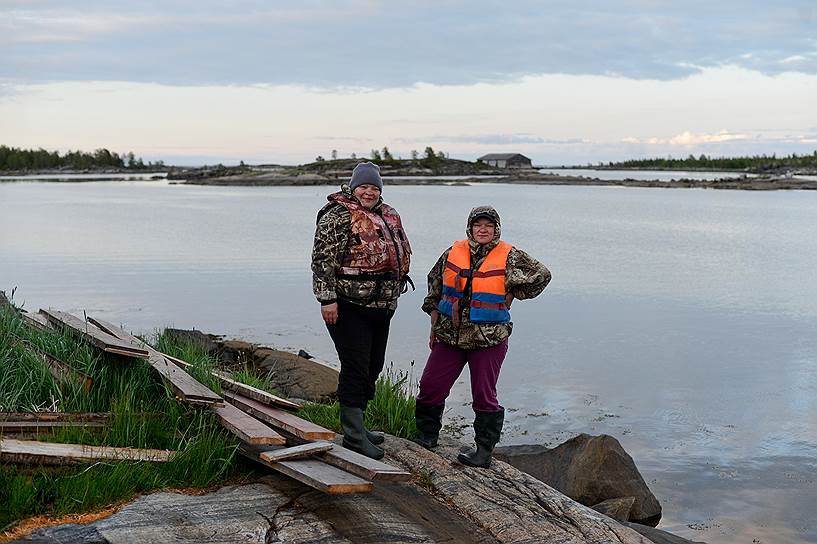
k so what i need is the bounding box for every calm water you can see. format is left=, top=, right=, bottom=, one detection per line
left=2, top=180, right=816, bottom=542
left=539, top=168, right=759, bottom=181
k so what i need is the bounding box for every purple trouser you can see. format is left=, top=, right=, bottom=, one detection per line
left=416, top=340, right=509, bottom=412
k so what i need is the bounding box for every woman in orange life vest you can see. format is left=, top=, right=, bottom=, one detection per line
left=413, top=205, right=550, bottom=468
left=311, top=162, right=412, bottom=460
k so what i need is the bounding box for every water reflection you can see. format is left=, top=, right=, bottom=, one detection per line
left=1, top=181, right=817, bottom=543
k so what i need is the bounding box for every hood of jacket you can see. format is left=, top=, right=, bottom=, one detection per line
left=466, top=205, right=502, bottom=255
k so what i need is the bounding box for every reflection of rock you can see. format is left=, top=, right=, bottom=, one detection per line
left=254, top=348, right=338, bottom=402
left=494, top=433, right=662, bottom=525
left=622, top=521, right=707, bottom=544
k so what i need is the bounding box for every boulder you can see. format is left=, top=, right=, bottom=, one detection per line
left=254, top=348, right=338, bottom=402
left=592, top=496, right=635, bottom=522
left=163, top=328, right=219, bottom=355
left=494, top=434, right=662, bottom=525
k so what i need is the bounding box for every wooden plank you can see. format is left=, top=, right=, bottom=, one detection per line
left=85, top=317, right=223, bottom=406
left=11, top=334, right=93, bottom=394
left=213, top=402, right=285, bottom=445
left=259, top=441, right=334, bottom=463
left=0, top=412, right=111, bottom=423
left=239, top=444, right=372, bottom=494
left=21, top=311, right=52, bottom=331
left=0, top=421, right=107, bottom=434
left=41, top=309, right=149, bottom=358
left=0, top=438, right=174, bottom=465
left=166, top=354, right=301, bottom=411
left=319, top=444, right=412, bottom=482
left=223, top=391, right=335, bottom=441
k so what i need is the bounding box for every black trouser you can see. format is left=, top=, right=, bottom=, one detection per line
left=327, top=299, right=394, bottom=409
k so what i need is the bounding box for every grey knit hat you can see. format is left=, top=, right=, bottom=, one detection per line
left=349, top=162, right=383, bottom=191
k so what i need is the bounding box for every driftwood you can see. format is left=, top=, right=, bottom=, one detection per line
left=0, top=438, right=174, bottom=465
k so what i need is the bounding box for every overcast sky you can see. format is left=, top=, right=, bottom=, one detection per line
left=2, top=1, right=816, bottom=165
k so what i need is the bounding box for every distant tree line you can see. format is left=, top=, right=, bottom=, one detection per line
left=0, top=145, right=164, bottom=171
left=315, top=146, right=449, bottom=167
left=604, top=151, right=817, bottom=171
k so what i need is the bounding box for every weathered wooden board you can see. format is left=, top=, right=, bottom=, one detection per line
left=223, top=391, right=335, bottom=441
left=0, top=421, right=107, bottom=434
left=0, top=438, right=174, bottom=465
left=21, top=311, right=52, bottom=331
left=258, top=441, right=334, bottom=463
left=319, top=444, right=412, bottom=482
left=213, top=401, right=285, bottom=445
left=239, top=444, right=372, bottom=494
left=0, top=412, right=111, bottom=423
left=41, top=309, right=149, bottom=358
left=86, top=317, right=223, bottom=406
left=166, top=353, right=301, bottom=411
left=11, top=334, right=93, bottom=394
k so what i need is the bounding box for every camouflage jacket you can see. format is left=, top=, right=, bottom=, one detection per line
left=422, top=206, right=551, bottom=349
left=312, top=185, right=410, bottom=310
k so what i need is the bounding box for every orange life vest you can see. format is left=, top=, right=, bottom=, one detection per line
left=438, top=239, right=512, bottom=323
left=319, top=192, right=411, bottom=279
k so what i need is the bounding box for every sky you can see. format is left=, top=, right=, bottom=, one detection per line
left=1, top=0, right=816, bottom=166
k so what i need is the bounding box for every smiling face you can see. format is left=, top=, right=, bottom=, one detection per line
left=471, top=218, right=496, bottom=245
left=353, top=184, right=381, bottom=209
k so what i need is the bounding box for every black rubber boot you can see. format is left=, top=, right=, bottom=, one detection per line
left=362, top=402, right=384, bottom=445
left=412, top=403, right=445, bottom=449
left=458, top=409, right=504, bottom=468
left=340, top=405, right=385, bottom=460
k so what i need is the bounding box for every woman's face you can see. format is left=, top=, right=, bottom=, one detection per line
left=353, top=184, right=381, bottom=209
left=471, top=218, right=496, bottom=245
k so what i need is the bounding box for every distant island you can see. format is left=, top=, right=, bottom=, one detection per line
left=3, top=145, right=816, bottom=190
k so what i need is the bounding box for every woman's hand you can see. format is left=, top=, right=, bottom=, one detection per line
left=321, top=302, right=339, bottom=325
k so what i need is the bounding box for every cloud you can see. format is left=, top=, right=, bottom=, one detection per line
left=397, top=134, right=587, bottom=146
left=624, top=131, right=748, bottom=146
left=2, top=1, right=816, bottom=87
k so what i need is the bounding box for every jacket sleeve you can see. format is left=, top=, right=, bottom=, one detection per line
left=506, top=248, right=551, bottom=300
left=311, top=206, right=351, bottom=304
left=421, top=248, right=451, bottom=314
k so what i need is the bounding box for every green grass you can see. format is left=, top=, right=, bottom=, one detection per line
left=0, top=301, right=422, bottom=531
left=0, top=304, right=255, bottom=530
left=298, top=363, right=418, bottom=439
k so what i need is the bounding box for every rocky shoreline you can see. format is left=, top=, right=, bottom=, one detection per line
left=171, top=170, right=817, bottom=191
left=7, top=329, right=704, bottom=544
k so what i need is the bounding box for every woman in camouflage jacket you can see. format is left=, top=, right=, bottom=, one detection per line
left=311, top=162, right=412, bottom=460
left=413, top=205, right=550, bottom=468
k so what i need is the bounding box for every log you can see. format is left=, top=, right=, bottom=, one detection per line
left=166, top=353, right=301, bottom=411
left=213, top=402, right=285, bottom=446
left=41, top=309, right=149, bottom=358
left=223, top=391, right=335, bottom=441
left=85, top=317, right=223, bottom=406
left=258, top=441, right=334, bottom=463
left=0, top=438, right=174, bottom=465
left=239, top=444, right=372, bottom=494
